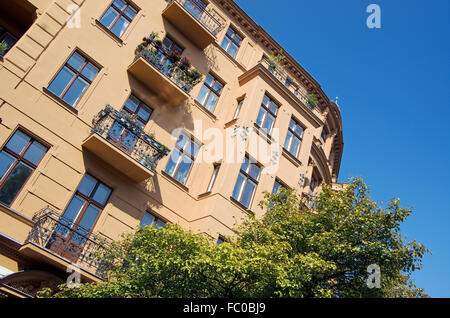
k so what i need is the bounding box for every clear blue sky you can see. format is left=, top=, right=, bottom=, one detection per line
left=235, top=0, right=450, bottom=297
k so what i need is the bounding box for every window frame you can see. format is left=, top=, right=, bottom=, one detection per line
left=233, top=98, right=244, bottom=120
left=206, top=163, right=221, bottom=192
left=232, top=156, right=261, bottom=209
left=255, top=94, right=279, bottom=135
left=99, top=0, right=138, bottom=38
left=140, top=211, right=167, bottom=229
left=47, top=50, right=101, bottom=108
left=0, top=26, right=18, bottom=57
left=196, top=73, right=224, bottom=113
left=0, top=129, right=49, bottom=207
left=165, top=133, right=201, bottom=185
left=221, top=26, right=243, bottom=58
left=284, top=118, right=304, bottom=158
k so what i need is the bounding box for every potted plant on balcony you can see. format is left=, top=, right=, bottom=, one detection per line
left=149, top=31, right=159, bottom=42
left=153, top=39, right=163, bottom=50
left=306, top=93, right=318, bottom=109
left=268, top=50, right=285, bottom=73
left=168, top=50, right=181, bottom=64
left=0, top=41, right=8, bottom=56
left=179, top=57, right=191, bottom=71
left=186, top=69, right=202, bottom=86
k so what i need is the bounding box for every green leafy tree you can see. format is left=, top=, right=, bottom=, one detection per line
left=42, top=177, right=429, bottom=298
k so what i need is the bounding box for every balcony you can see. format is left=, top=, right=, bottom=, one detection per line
left=21, top=208, right=110, bottom=280
left=260, top=57, right=319, bottom=111
left=82, top=105, right=170, bottom=182
left=162, top=0, right=223, bottom=49
left=129, top=42, right=202, bottom=106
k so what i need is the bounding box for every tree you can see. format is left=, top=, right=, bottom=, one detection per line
left=42, top=177, right=429, bottom=298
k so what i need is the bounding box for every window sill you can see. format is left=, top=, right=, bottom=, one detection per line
left=224, top=118, right=238, bottom=128
left=281, top=147, right=302, bottom=168
left=161, top=170, right=189, bottom=193
left=197, top=191, right=212, bottom=199
left=193, top=99, right=217, bottom=122
left=230, top=196, right=255, bottom=216
left=94, top=19, right=124, bottom=46
left=42, top=87, right=79, bottom=115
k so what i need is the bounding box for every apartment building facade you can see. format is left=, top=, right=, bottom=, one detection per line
left=0, top=0, right=343, bottom=297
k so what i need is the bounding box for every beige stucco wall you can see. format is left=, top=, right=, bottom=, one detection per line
left=0, top=0, right=343, bottom=276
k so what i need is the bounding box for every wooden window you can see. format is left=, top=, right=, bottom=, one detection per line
left=255, top=94, right=279, bottom=135
left=196, top=73, right=224, bottom=113
left=0, top=26, right=17, bottom=57
left=47, top=51, right=100, bottom=107
left=99, top=0, right=137, bottom=38
left=0, top=130, right=49, bottom=206
left=107, top=95, right=152, bottom=154
left=233, top=99, right=244, bottom=120
left=232, top=157, right=261, bottom=209
left=220, top=27, right=242, bottom=58
left=164, top=133, right=201, bottom=185
left=140, top=211, right=166, bottom=229
left=207, top=163, right=221, bottom=192
left=283, top=118, right=304, bottom=158
left=49, top=174, right=112, bottom=261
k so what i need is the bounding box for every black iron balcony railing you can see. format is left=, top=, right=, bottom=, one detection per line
left=260, top=57, right=319, bottom=110
left=135, top=42, right=202, bottom=95
left=25, top=207, right=111, bottom=278
left=170, top=0, right=223, bottom=36
left=91, top=105, right=170, bottom=172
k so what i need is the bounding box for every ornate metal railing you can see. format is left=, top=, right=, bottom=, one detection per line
left=25, top=207, right=111, bottom=278
left=169, top=0, right=224, bottom=36
left=91, top=105, right=170, bottom=172
left=260, top=57, right=319, bottom=110
left=136, top=42, right=202, bottom=95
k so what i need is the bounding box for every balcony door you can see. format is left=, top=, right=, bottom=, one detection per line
left=107, top=95, right=152, bottom=154
left=47, top=174, right=112, bottom=263
left=183, top=0, right=207, bottom=19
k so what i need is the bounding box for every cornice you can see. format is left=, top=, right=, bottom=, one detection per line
left=213, top=0, right=330, bottom=111
left=238, top=63, right=324, bottom=129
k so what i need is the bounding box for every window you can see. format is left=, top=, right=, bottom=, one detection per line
left=217, top=236, right=225, bottom=246
left=160, top=36, right=184, bottom=74
left=163, top=36, right=183, bottom=54
left=206, top=164, right=221, bottom=192
left=107, top=95, right=152, bottom=153
left=283, top=118, right=304, bottom=158
left=99, top=0, right=137, bottom=38
left=121, top=94, right=152, bottom=127
left=140, top=211, right=166, bottom=229
left=164, top=133, right=201, bottom=185
left=196, top=74, right=223, bottom=113
left=220, top=27, right=242, bottom=58
left=47, top=51, right=100, bottom=107
left=0, top=26, right=18, bottom=57
left=272, top=180, right=283, bottom=194
left=255, top=94, right=279, bottom=135
left=233, top=99, right=244, bottom=120
left=53, top=174, right=112, bottom=245
left=232, top=157, right=261, bottom=209
left=0, top=130, right=48, bottom=206
left=183, top=0, right=207, bottom=19
left=310, top=171, right=321, bottom=192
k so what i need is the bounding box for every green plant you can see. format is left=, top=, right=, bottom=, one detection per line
left=0, top=41, right=8, bottom=54
left=306, top=93, right=318, bottom=109
left=185, top=69, right=202, bottom=85
left=268, top=50, right=285, bottom=71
